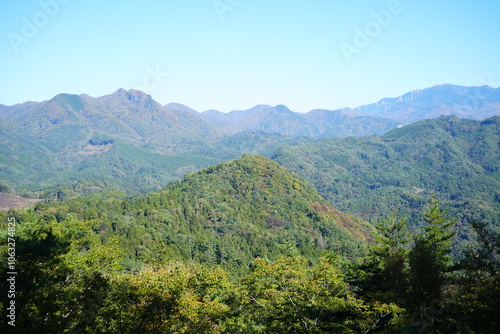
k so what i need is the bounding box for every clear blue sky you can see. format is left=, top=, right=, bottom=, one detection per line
left=1, top=0, right=499, bottom=113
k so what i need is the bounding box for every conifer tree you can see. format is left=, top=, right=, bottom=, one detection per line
left=355, top=212, right=411, bottom=305
left=373, top=213, right=411, bottom=296
left=408, top=196, right=456, bottom=328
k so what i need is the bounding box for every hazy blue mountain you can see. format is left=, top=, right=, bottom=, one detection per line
left=200, top=109, right=243, bottom=134
left=0, top=104, right=6, bottom=117
left=202, top=104, right=310, bottom=136
left=201, top=104, right=398, bottom=138
left=199, top=85, right=500, bottom=138
left=164, top=102, right=200, bottom=115
left=356, top=84, right=500, bottom=124
left=303, top=108, right=400, bottom=138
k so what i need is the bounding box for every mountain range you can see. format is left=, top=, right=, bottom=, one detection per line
left=200, top=84, right=500, bottom=137
left=0, top=84, right=499, bottom=198
left=356, top=84, right=500, bottom=124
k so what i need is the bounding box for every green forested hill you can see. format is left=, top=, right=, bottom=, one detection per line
left=273, top=116, right=500, bottom=229
left=29, top=155, right=373, bottom=272
left=2, top=154, right=498, bottom=333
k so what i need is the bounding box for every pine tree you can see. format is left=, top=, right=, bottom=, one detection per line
left=422, top=196, right=456, bottom=269
left=443, top=220, right=500, bottom=333
left=366, top=212, right=411, bottom=304
left=407, top=196, right=456, bottom=329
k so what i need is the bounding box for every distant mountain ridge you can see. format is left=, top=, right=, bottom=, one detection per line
left=199, top=84, right=499, bottom=136
left=1, top=84, right=499, bottom=196
left=200, top=105, right=399, bottom=138
left=2, top=84, right=499, bottom=141
left=1, top=89, right=222, bottom=155
left=0, top=89, right=316, bottom=194
left=356, top=84, right=500, bottom=124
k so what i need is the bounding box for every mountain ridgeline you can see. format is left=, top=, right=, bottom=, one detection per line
left=0, top=89, right=315, bottom=195
left=0, top=84, right=499, bottom=197
left=201, top=84, right=500, bottom=135
left=356, top=84, right=500, bottom=124
left=201, top=104, right=400, bottom=138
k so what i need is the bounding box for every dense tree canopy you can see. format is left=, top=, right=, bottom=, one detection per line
left=1, top=155, right=498, bottom=333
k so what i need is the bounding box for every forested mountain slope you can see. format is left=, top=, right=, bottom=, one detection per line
left=30, top=155, right=373, bottom=271
left=0, top=90, right=314, bottom=195
left=273, top=116, right=500, bottom=229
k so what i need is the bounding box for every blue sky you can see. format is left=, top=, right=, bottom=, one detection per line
left=1, top=0, right=499, bottom=113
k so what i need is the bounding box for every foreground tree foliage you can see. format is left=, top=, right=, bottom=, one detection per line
left=1, top=188, right=498, bottom=332
left=439, top=220, right=500, bottom=333
left=0, top=212, right=122, bottom=333
left=95, top=264, right=238, bottom=334
left=351, top=198, right=499, bottom=333
left=361, top=212, right=411, bottom=305
left=241, top=255, right=404, bottom=333
left=0, top=211, right=404, bottom=333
